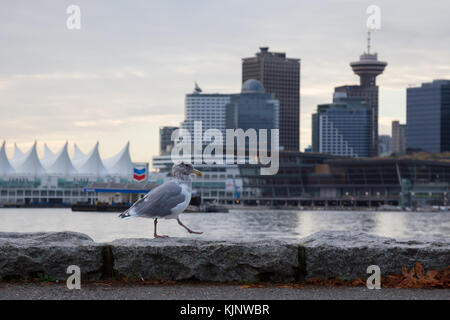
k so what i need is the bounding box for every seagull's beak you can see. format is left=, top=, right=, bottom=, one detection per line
left=192, top=169, right=203, bottom=176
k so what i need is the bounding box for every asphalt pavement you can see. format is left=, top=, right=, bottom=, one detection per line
left=0, top=283, right=448, bottom=300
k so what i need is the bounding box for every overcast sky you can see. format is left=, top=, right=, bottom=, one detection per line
left=1, top=0, right=449, bottom=164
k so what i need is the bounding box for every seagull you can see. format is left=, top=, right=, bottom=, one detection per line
left=119, top=162, right=203, bottom=238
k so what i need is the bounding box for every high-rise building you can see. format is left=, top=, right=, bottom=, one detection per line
left=391, top=121, right=406, bottom=154
left=159, top=126, right=178, bottom=155
left=406, top=80, right=450, bottom=153
left=181, top=84, right=234, bottom=145
left=225, top=79, right=279, bottom=150
left=312, top=93, right=372, bottom=158
left=334, top=34, right=387, bottom=157
left=378, top=135, right=392, bottom=156
left=242, top=47, right=300, bottom=151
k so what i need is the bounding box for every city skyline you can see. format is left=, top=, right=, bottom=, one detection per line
left=1, top=1, right=450, bottom=164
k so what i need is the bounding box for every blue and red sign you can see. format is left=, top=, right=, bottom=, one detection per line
left=133, top=167, right=147, bottom=182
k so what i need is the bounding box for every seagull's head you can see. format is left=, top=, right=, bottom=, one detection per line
left=172, top=162, right=203, bottom=178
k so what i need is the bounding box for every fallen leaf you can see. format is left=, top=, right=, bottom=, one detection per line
left=415, top=262, right=425, bottom=279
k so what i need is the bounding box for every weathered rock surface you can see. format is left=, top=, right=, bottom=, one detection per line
left=300, top=231, right=450, bottom=280
left=109, top=238, right=300, bottom=282
left=0, top=231, right=448, bottom=282
left=0, top=232, right=103, bottom=280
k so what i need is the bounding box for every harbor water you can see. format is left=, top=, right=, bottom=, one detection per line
left=0, top=208, right=449, bottom=243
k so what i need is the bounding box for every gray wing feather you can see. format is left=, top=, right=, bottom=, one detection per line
left=130, top=181, right=185, bottom=217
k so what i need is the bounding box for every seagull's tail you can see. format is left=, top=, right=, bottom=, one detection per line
left=119, top=208, right=134, bottom=219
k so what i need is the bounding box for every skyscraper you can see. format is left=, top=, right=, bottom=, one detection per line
left=335, top=34, right=387, bottom=157
left=391, top=121, right=406, bottom=154
left=378, top=135, right=392, bottom=156
left=312, top=93, right=372, bottom=158
left=225, top=79, right=279, bottom=150
left=406, top=80, right=450, bottom=153
left=242, top=47, right=300, bottom=151
left=159, top=126, right=178, bottom=155
left=181, top=84, right=234, bottom=146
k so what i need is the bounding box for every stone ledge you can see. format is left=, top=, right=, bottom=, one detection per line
left=299, top=231, right=450, bottom=280
left=0, top=231, right=448, bottom=282
left=110, top=238, right=300, bottom=282
left=0, top=232, right=103, bottom=280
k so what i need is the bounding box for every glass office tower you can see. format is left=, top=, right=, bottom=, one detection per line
left=406, top=80, right=450, bottom=153
left=181, top=84, right=234, bottom=146
left=225, top=79, right=279, bottom=150
left=312, top=94, right=372, bottom=158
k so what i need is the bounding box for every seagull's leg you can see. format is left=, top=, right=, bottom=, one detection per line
left=154, top=218, right=169, bottom=238
left=177, top=218, right=203, bottom=234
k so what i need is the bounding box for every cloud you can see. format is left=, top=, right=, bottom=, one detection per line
left=0, top=0, right=449, bottom=158
left=0, top=80, right=12, bottom=90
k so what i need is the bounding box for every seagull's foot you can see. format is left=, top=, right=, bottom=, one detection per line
left=187, top=230, right=203, bottom=235
left=154, top=234, right=169, bottom=238
left=177, top=218, right=203, bottom=235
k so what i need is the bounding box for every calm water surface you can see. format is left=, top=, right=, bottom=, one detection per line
left=0, top=208, right=449, bottom=243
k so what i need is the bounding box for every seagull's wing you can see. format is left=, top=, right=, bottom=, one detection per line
left=120, top=181, right=186, bottom=218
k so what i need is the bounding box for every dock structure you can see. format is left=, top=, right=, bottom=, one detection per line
left=152, top=152, right=450, bottom=209
left=83, top=182, right=157, bottom=205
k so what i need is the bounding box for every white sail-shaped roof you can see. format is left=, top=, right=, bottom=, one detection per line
left=0, top=140, right=141, bottom=179
left=72, top=143, right=87, bottom=168
left=73, top=143, right=86, bottom=162
left=13, top=141, right=46, bottom=175
left=46, top=142, right=77, bottom=175
left=10, top=143, right=25, bottom=166
left=41, top=143, right=57, bottom=168
left=76, top=142, right=107, bottom=176
left=104, top=142, right=133, bottom=175
left=0, top=141, right=14, bottom=176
